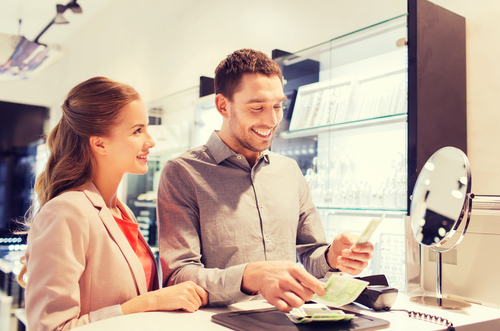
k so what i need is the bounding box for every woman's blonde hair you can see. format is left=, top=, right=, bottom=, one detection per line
left=18, top=76, right=140, bottom=286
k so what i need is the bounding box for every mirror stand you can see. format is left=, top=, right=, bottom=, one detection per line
left=410, top=250, right=471, bottom=309
left=411, top=191, right=500, bottom=309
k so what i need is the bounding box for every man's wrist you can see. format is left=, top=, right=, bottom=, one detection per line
left=241, top=262, right=260, bottom=295
left=324, top=245, right=341, bottom=272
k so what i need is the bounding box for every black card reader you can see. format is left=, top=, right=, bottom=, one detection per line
left=354, top=274, right=398, bottom=311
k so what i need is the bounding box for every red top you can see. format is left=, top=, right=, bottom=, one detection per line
left=113, top=210, right=156, bottom=292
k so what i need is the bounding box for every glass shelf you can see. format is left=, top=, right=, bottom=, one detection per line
left=277, top=15, right=407, bottom=73
left=279, top=113, right=406, bottom=139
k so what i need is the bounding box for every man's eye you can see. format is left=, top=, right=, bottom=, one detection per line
left=251, top=107, right=263, bottom=111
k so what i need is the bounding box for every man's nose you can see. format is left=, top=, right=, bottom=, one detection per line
left=263, top=107, right=280, bottom=127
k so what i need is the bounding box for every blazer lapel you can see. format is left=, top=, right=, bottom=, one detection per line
left=83, top=182, right=148, bottom=295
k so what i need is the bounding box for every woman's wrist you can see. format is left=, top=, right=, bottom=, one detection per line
left=121, top=292, right=157, bottom=315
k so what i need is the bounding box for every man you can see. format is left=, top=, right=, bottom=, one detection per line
left=158, top=49, right=373, bottom=312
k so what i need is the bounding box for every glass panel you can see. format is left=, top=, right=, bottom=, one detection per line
left=193, top=94, right=220, bottom=148
left=273, top=15, right=408, bottom=289
left=123, top=86, right=200, bottom=248
left=147, top=86, right=199, bottom=155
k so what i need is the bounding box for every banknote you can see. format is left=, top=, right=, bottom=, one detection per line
left=286, top=303, right=356, bottom=323
left=313, top=274, right=369, bottom=307
left=351, top=213, right=386, bottom=247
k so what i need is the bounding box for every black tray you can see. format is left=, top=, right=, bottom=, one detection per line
left=211, top=307, right=390, bottom=331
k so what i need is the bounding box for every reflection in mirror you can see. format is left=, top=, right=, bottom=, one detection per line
left=410, top=147, right=471, bottom=249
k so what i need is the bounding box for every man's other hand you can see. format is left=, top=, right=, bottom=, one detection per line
left=327, top=232, right=374, bottom=275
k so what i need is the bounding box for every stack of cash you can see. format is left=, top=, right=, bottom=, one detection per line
left=286, top=304, right=356, bottom=324
left=286, top=274, right=370, bottom=324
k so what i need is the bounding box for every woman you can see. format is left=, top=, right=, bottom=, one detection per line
left=19, top=76, right=208, bottom=331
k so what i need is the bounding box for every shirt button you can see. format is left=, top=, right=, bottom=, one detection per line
left=259, top=203, right=263, bottom=208
left=237, top=156, right=242, bottom=160
left=265, top=236, right=270, bottom=242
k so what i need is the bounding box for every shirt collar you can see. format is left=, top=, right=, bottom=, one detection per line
left=260, top=150, right=270, bottom=163
left=206, top=131, right=270, bottom=165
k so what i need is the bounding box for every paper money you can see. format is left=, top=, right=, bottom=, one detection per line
left=352, top=213, right=386, bottom=247
left=313, top=274, right=369, bottom=307
left=286, top=303, right=356, bottom=324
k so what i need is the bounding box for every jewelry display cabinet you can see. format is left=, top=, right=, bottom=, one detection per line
left=272, top=0, right=466, bottom=290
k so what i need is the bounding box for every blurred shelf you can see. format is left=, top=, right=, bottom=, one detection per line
left=149, top=145, right=191, bottom=158
left=316, top=206, right=406, bottom=217
left=280, top=113, right=407, bottom=139
left=133, top=201, right=156, bottom=208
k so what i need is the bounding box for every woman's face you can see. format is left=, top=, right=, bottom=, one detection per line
left=102, top=99, right=155, bottom=175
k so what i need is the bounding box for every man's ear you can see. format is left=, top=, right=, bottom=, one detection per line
left=215, top=94, right=229, bottom=119
left=89, top=136, right=107, bottom=155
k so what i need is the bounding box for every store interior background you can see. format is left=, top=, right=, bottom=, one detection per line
left=1, top=0, right=500, bottom=328
left=1, top=0, right=498, bottom=196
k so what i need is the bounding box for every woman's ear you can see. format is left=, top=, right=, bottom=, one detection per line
left=215, top=94, right=229, bottom=119
left=89, top=136, right=107, bottom=155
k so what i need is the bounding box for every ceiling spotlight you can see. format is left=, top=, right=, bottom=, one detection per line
left=54, top=5, right=69, bottom=24
left=66, top=0, right=83, bottom=14
left=57, top=4, right=67, bottom=14
left=34, top=0, right=83, bottom=44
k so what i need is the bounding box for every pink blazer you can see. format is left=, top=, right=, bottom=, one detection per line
left=24, top=182, right=159, bottom=331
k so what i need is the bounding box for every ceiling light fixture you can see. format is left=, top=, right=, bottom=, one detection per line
left=53, top=5, right=70, bottom=25
left=0, top=0, right=81, bottom=79
left=34, top=0, right=82, bottom=44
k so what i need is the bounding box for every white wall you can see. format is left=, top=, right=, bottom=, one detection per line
left=0, top=0, right=498, bottom=195
left=429, top=0, right=500, bottom=195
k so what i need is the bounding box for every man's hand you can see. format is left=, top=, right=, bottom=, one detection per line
left=327, top=232, right=373, bottom=275
left=241, top=261, right=326, bottom=312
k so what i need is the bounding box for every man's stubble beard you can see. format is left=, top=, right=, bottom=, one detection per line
left=228, top=111, right=274, bottom=153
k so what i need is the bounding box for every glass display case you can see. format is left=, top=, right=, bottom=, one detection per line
left=273, top=15, right=409, bottom=290
left=122, top=86, right=199, bottom=248
left=272, top=0, right=466, bottom=291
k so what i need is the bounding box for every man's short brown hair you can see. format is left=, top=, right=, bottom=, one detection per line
left=214, top=49, right=283, bottom=101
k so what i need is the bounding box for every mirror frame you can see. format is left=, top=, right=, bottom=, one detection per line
left=410, top=146, right=472, bottom=252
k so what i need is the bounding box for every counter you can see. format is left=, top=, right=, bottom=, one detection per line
left=72, top=293, right=500, bottom=331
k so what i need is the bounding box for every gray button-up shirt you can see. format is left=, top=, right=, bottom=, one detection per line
left=158, top=131, right=333, bottom=306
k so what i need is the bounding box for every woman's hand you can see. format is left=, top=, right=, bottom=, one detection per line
left=121, top=281, right=208, bottom=314
left=152, top=281, right=208, bottom=312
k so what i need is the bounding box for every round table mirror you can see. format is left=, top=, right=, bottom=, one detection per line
left=409, top=146, right=472, bottom=309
